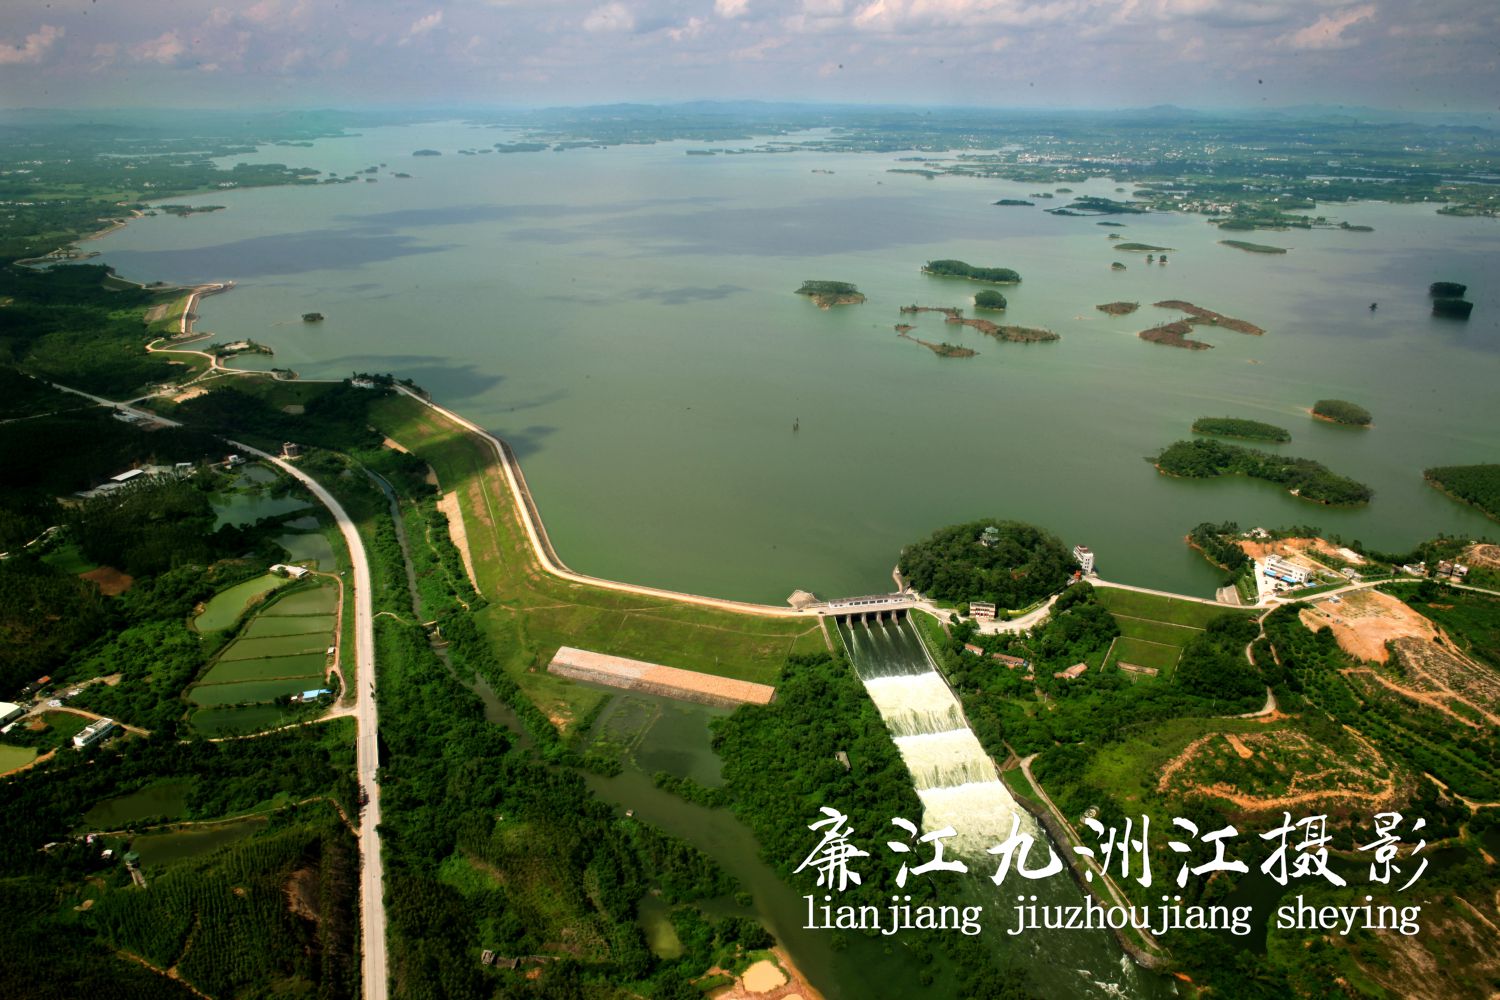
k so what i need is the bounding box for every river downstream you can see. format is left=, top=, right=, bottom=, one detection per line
left=91, top=122, right=1500, bottom=604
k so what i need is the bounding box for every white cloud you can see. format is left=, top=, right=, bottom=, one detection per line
left=584, top=3, right=636, bottom=32
left=716, top=0, right=751, bottom=18
left=132, top=30, right=186, bottom=65
left=668, top=17, right=709, bottom=41
left=1280, top=3, right=1376, bottom=49
left=0, top=24, right=64, bottom=66
left=402, top=11, right=445, bottom=43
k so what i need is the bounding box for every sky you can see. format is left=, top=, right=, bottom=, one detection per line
left=1, top=0, right=1497, bottom=112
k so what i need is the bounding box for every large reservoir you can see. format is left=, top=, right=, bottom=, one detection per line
left=92, top=122, right=1500, bottom=604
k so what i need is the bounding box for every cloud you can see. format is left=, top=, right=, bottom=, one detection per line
left=1280, top=3, right=1376, bottom=49
left=583, top=3, right=636, bottom=32
left=0, top=24, right=64, bottom=66
left=667, top=17, right=709, bottom=41
left=402, top=11, right=444, bottom=43
left=716, top=0, right=752, bottom=18
left=133, top=30, right=186, bottom=65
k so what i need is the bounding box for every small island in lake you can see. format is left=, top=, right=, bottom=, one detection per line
left=1423, top=464, right=1500, bottom=521
left=1192, top=417, right=1291, bottom=443
left=1430, top=281, right=1468, bottom=297
left=796, top=280, right=865, bottom=308
left=1111, top=262, right=1127, bottom=270
left=1097, top=221, right=1126, bottom=227
left=1433, top=297, right=1474, bottom=319
left=1154, top=300, right=1265, bottom=335
left=1140, top=321, right=1212, bottom=349
left=1312, top=398, right=1372, bottom=426
left=302, top=312, right=325, bottom=323
left=1155, top=439, right=1373, bottom=506
left=922, top=259, right=1021, bottom=284
left=899, top=305, right=1058, bottom=342
left=1115, top=242, right=1174, bottom=252
left=974, top=290, right=1007, bottom=310
left=993, top=199, right=1034, bottom=206
left=411, top=148, right=442, bottom=156
left=1220, top=239, right=1288, bottom=254
left=1096, top=301, right=1139, bottom=316
left=896, top=327, right=977, bottom=358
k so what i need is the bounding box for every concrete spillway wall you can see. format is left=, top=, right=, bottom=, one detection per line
left=547, top=646, right=775, bottom=709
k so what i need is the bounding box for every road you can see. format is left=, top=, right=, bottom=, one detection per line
left=229, top=439, right=385, bottom=1000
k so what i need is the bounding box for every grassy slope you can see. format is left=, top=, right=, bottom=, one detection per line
left=367, top=394, right=825, bottom=725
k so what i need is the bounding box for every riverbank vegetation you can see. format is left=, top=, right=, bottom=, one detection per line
left=921, top=259, right=1021, bottom=284
left=898, top=519, right=1077, bottom=607
left=1191, top=416, right=1291, bottom=442
left=1311, top=398, right=1372, bottom=426
left=1423, top=464, right=1500, bottom=520
left=1154, top=439, right=1374, bottom=505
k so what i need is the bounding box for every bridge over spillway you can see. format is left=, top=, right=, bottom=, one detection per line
left=818, top=592, right=915, bottom=626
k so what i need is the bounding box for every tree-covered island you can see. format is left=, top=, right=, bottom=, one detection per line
left=973, top=289, right=1007, bottom=310
left=1191, top=417, right=1291, bottom=442
left=921, top=259, right=1021, bottom=284
left=1154, top=438, right=1374, bottom=505
left=1312, top=398, right=1372, bottom=426
left=794, top=280, right=865, bottom=308
left=897, top=519, right=1078, bottom=607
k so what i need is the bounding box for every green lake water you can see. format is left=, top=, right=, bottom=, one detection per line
left=131, top=816, right=268, bottom=866
left=84, top=779, right=194, bottom=828
left=93, top=123, right=1500, bottom=604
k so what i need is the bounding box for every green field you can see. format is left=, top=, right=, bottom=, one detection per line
left=1095, top=586, right=1247, bottom=628
left=198, top=652, right=327, bottom=685
left=1115, top=615, right=1202, bottom=645
left=263, top=585, right=337, bottom=617
left=241, top=614, right=335, bottom=639
left=130, top=816, right=269, bottom=866
left=188, top=676, right=326, bottom=707
left=218, top=635, right=328, bottom=661
left=195, top=573, right=286, bottom=632
left=1106, top=636, right=1183, bottom=676
left=40, top=542, right=98, bottom=575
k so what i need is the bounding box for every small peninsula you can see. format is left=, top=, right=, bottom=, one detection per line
left=1096, top=301, right=1139, bottom=316
left=1312, top=399, right=1372, bottom=426
left=1192, top=417, right=1291, bottom=442
left=1220, top=239, right=1288, bottom=254
left=921, top=259, right=1021, bottom=284
left=1155, top=439, right=1373, bottom=505
left=796, top=280, right=865, bottom=308
left=1423, top=464, right=1500, bottom=521
left=898, top=519, right=1077, bottom=606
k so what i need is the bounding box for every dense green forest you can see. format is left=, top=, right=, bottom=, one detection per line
left=1187, top=521, right=1253, bottom=574
left=795, top=280, right=860, bottom=296
left=1424, top=464, right=1500, bottom=520
left=1429, top=281, right=1468, bottom=297
left=1191, top=416, right=1291, bottom=442
left=1311, top=398, right=1372, bottom=426
left=897, top=519, right=1077, bottom=607
left=973, top=289, right=1007, bottom=309
left=1155, top=438, right=1374, bottom=505
left=921, top=260, right=1022, bottom=283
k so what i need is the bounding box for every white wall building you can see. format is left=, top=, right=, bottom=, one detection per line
left=1072, top=545, right=1096, bottom=575
left=73, top=717, right=116, bottom=749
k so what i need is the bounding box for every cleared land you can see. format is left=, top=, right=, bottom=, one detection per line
left=1299, top=589, right=1436, bottom=663
left=366, top=393, right=826, bottom=727
left=1105, top=636, right=1181, bottom=677
left=1095, top=586, right=1243, bottom=628
left=548, top=647, right=776, bottom=708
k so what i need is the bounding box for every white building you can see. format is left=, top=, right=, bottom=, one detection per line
left=970, top=601, right=997, bottom=621
left=0, top=702, right=23, bottom=726
left=1264, top=554, right=1313, bottom=586
left=73, top=717, right=116, bottom=750
left=270, top=563, right=311, bottom=580
left=1072, top=545, right=1096, bottom=575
